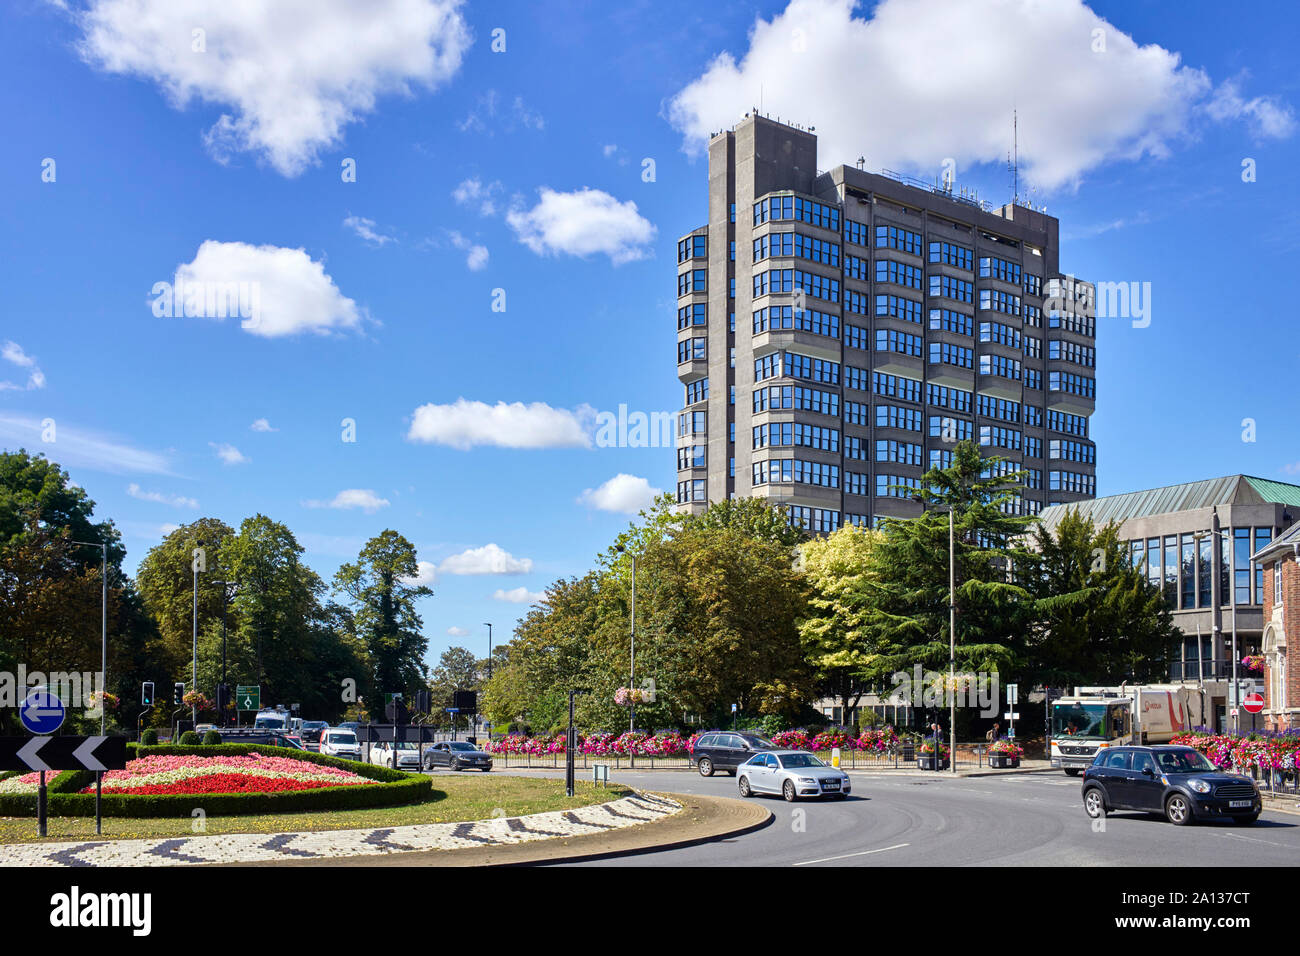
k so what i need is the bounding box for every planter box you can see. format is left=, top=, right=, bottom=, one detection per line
left=988, top=754, right=1020, bottom=769
left=916, top=755, right=949, bottom=771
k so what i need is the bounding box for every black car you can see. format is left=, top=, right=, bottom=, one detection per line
left=424, top=741, right=493, bottom=772
left=1081, top=745, right=1262, bottom=826
left=693, top=732, right=778, bottom=777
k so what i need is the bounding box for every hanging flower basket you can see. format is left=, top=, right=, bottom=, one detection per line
left=182, top=691, right=213, bottom=712
left=614, top=687, right=646, bottom=707
left=1242, top=655, right=1266, bottom=674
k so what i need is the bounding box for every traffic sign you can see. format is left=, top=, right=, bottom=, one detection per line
left=0, top=736, right=127, bottom=772
left=1007, top=727, right=1016, bottom=738
left=1003, top=712, right=1020, bottom=721
left=236, top=685, right=260, bottom=711
left=1006, top=683, right=1018, bottom=705
left=19, top=689, right=65, bottom=735
left=1243, top=693, right=1265, bottom=714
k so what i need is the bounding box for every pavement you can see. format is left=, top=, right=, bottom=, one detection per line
left=0, top=791, right=687, bottom=867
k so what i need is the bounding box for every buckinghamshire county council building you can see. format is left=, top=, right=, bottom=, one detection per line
left=675, top=114, right=1097, bottom=529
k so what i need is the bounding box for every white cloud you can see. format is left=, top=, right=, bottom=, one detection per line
left=302, top=488, right=391, bottom=513
left=1282, top=462, right=1300, bottom=476
left=446, top=625, right=470, bottom=637
left=506, top=187, right=656, bottom=265
left=1, top=341, right=46, bottom=391
left=1205, top=75, right=1297, bottom=140
left=400, top=560, right=438, bottom=587
left=73, top=0, right=471, bottom=176
left=250, top=418, right=277, bottom=432
left=663, top=0, right=1276, bottom=191
left=457, top=89, right=544, bottom=134
left=343, top=215, right=396, bottom=246
left=0, top=414, right=173, bottom=475
left=577, top=474, right=662, bottom=514
left=493, top=586, right=544, bottom=604
left=602, top=144, right=618, bottom=158
left=164, top=240, right=364, bottom=338
left=448, top=231, right=489, bottom=271
left=127, top=483, right=199, bottom=508
left=438, top=543, right=533, bottom=576
left=452, top=176, right=503, bottom=216
left=209, top=442, right=249, bottom=465
left=406, top=398, right=593, bottom=450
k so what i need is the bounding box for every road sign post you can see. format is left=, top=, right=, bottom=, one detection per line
left=235, top=685, right=260, bottom=728
left=2, top=736, right=127, bottom=837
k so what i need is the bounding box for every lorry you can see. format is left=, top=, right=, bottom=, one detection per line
left=1049, top=684, right=1203, bottom=775
left=253, top=706, right=293, bottom=731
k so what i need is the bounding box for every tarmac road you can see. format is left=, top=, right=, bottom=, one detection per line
left=497, top=768, right=1300, bottom=866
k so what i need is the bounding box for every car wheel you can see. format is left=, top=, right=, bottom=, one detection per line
left=1064, top=768, right=1081, bottom=777
left=1164, top=793, right=1193, bottom=826
left=738, top=776, right=752, bottom=798
left=727, top=769, right=738, bottom=777
left=783, top=780, right=798, bottom=802
left=481, top=767, right=491, bottom=772
left=698, top=758, right=714, bottom=777
left=1234, top=813, right=1260, bottom=826
left=450, top=759, right=459, bottom=772
left=1083, top=787, right=1107, bottom=819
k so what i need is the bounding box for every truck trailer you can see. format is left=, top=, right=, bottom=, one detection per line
left=1049, top=684, right=1202, bottom=775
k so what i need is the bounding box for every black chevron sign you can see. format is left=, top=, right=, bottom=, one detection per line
left=0, top=736, right=128, bottom=772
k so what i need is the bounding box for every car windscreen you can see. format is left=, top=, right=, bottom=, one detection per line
left=1051, top=703, right=1107, bottom=738
left=778, top=753, right=826, bottom=768
left=1155, top=749, right=1215, bottom=773
left=326, top=733, right=357, bottom=745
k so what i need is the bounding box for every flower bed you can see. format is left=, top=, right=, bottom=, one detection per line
left=1171, top=730, right=1300, bottom=771
left=987, top=739, right=1025, bottom=757
left=0, top=744, right=430, bottom=818
left=485, top=726, right=903, bottom=757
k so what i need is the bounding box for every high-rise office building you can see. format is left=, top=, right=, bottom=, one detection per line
left=675, top=114, right=1097, bottom=529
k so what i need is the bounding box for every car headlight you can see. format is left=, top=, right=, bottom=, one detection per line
left=1188, top=778, right=1210, bottom=793
left=799, top=777, right=816, bottom=786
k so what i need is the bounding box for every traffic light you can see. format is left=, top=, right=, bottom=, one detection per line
left=141, top=682, right=154, bottom=706
left=173, top=682, right=185, bottom=706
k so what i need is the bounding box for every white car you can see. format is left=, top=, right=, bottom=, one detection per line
left=737, top=749, right=852, bottom=801
left=369, top=741, right=421, bottom=771
left=318, top=729, right=362, bottom=762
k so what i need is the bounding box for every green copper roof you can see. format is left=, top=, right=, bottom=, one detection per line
left=1243, top=477, right=1300, bottom=508
left=1038, top=474, right=1300, bottom=532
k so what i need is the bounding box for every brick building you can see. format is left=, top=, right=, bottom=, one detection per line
left=1256, top=521, right=1300, bottom=730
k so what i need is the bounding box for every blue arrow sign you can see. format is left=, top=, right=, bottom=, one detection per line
left=20, top=688, right=66, bottom=735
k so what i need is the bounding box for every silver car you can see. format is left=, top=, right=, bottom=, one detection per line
left=737, top=749, right=852, bottom=801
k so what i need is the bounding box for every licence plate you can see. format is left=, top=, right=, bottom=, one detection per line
left=1229, top=800, right=1252, bottom=808
left=822, top=780, right=840, bottom=790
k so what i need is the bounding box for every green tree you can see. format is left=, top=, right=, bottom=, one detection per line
left=798, top=523, right=888, bottom=722
left=1019, top=509, right=1178, bottom=685
left=332, top=530, right=431, bottom=699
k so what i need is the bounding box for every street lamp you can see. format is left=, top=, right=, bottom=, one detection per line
left=615, top=543, right=637, bottom=769
left=913, top=492, right=959, bottom=776
left=211, top=581, right=238, bottom=728
left=1195, top=527, right=1239, bottom=733
left=483, top=622, right=493, bottom=740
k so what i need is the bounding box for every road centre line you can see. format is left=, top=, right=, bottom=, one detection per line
left=792, top=842, right=910, bottom=866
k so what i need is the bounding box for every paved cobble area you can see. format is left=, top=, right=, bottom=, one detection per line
left=0, top=792, right=680, bottom=867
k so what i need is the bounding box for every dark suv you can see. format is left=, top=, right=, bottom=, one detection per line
left=1081, top=745, right=1261, bottom=826
left=693, top=732, right=778, bottom=777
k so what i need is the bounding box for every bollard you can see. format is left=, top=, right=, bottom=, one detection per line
left=831, top=746, right=841, bottom=768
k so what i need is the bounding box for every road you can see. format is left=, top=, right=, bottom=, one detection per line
left=496, top=768, right=1300, bottom=866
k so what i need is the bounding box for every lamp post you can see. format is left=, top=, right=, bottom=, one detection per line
left=483, top=622, right=493, bottom=740
left=211, top=581, right=237, bottom=728
left=69, top=539, right=107, bottom=835
left=914, top=493, right=958, bottom=775
left=615, top=544, right=637, bottom=769
left=1196, top=526, right=1239, bottom=733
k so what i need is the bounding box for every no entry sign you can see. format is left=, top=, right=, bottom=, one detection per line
left=1243, top=693, right=1265, bottom=715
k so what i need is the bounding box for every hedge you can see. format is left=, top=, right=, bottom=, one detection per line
left=0, top=743, right=435, bottom=818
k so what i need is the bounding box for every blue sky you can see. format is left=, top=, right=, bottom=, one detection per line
left=1, top=0, right=1297, bottom=669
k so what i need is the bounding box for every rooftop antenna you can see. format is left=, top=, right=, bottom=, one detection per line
left=856, top=155, right=866, bottom=169
left=1006, top=108, right=1019, bottom=207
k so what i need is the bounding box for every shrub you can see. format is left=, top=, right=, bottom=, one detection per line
left=178, top=731, right=201, bottom=745
left=140, top=729, right=158, bottom=746
left=201, top=730, right=222, bottom=745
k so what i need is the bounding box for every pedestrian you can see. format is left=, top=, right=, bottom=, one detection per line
left=985, top=721, right=1001, bottom=743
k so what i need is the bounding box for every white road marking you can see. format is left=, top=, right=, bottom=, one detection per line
left=792, top=842, right=910, bottom=866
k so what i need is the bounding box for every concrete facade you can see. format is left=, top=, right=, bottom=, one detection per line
left=676, top=114, right=1096, bottom=530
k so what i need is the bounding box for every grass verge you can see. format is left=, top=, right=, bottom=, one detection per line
left=0, top=777, right=631, bottom=845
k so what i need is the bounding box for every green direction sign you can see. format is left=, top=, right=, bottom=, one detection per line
left=236, top=685, right=261, bottom=711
